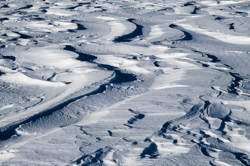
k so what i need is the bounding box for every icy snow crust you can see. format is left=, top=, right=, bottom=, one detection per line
left=0, top=0, right=250, bottom=165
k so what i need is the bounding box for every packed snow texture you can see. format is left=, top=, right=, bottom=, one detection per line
left=0, top=0, right=250, bottom=165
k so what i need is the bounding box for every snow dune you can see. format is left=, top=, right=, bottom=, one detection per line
left=0, top=0, right=250, bottom=165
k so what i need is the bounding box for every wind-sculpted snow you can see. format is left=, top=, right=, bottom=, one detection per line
left=0, top=0, right=250, bottom=165
left=113, top=19, right=143, bottom=43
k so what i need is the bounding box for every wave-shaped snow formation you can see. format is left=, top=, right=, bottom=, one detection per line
left=0, top=0, right=250, bottom=165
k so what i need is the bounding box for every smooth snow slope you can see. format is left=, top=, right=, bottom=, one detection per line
left=0, top=0, right=250, bottom=165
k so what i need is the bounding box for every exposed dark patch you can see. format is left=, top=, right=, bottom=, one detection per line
left=76, top=23, right=87, bottom=30
left=202, top=63, right=209, bottom=67
left=217, top=91, right=222, bottom=98
left=132, top=141, right=138, bottom=145
left=71, top=20, right=78, bottom=23
left=40, top=9, right=47, bottom=13
left=78, top=2, right=91, bottom=5
left=47, top=73, right=57, bottom=81
left=229, top=23, right=235, bottom=30
left=0, top=71, right=5, bottom=76
left=223, top=111, right=232, bottom=122
left=214, top=15, right=227, bottom=20
left=224, top=64, right=233, bottom=70
left=127, top=108, right=145, bottom=125
left=160, top=121, right=172, bottom=133
left=127, top=114, right=145, bottom=124
left=64, top=45, right=97, bottom=62
left=107, top=130, right=112, bottom=136
left=234, top=120, right=250, bottom=126
left=140, top=142, right=159, bottom=159
left=218, top=121, right=226, bottom=134
left=2, top=55, right=15, bottom=61
left=179, top=30, right=192, bottom=41
left=197, top=61, right=209, bottom=67
left=123, top=124, right=133, bottom=128
left=12, top=31, right=32, bottom=39
left=128, top=108, right=140, bottom=114
left=203, top=100, right=211, bottom=110
left=31, top=17, right=45, bottom=21
left=153, top=61, right=160, bottom=67
left=183, top=1, right=196, bottom=6
left=0, top=18, right=9, bottom=22
left=68, top=23, right=87, bottom=32
left=191, top=7, right=200, bottom=14
left=158, top=7, right=175, bottom=12
left=0, top=4, right=9, bottom=8
left=206, top=54, right=220, bottom=63
left=173, top=139, right=178, bottom=144
left=227, top=72, right=243, bottom=95
left=132, top=56, right=138, bottom=60
left=66, top=2, right=90, bottom=10
left=144, top=137, right=152, bottom=142
left=18, top=5, right=33, bottom=10
left=80, top=128, right=93, bottom=137
left=67, top=5, right=80, bottom=10
left=169, top=24, right=178, bottom=29
left=98, top=64, right=117, bottom=71
left=122, top=138, right=129, bottom=142
left=8, top=38, right=18, bottom=41
left=182, top=98, right=192, bottom=104
left=200, top=130, right=212, bottom=138
left=193, top=50, right=220, bottom=63
left=113, top=18, right=143, bottom=43
left=233, top=152, right=250, bottom=166
left=109, top=70, right=136, bottom=84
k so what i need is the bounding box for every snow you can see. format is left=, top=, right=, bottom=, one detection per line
left=0, top=0, right=250, bottom=165
left=178, top=23, right=250, bottom=45
left=0, top=72, right=65, bottom=87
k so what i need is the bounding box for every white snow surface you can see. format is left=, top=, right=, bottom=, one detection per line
left=0, top=0, right=250, bottom=166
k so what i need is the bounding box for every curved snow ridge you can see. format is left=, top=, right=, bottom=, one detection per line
left=0, top=66, right=137, bottom=139
left=0, top=72, right=65, bottom=87
left=95, top=16, right=127, bottom=43
left=113, top=18, right=143, bottom=43
left=169, top=24, right=193, bottom=41
left=95, top=54, right=151, bottom=74
left=199, top=0, right=248, bottom=6
left=177, top=23, right=250, bottom=45
left=150, top=52, right=199, bottom=90
left=16, top=46, right=85, bottom=69
left=25, top=21, right=78, bottom=33
left=0, top=69, right=114, bottom=135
